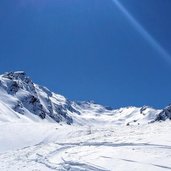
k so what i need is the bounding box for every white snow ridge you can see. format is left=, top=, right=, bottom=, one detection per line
left=0, top=71, right=171, bottom=171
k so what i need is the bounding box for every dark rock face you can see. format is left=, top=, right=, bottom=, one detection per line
left=156, top=105, right=171, bottom=121
left=21, top=95, right=46, bottom=119
left=3, top=71, right=26, bottom=80
left=3, top=71, right=36, bottom=94
left=2, top=71, right=46, bottom=119
left=8, top=81, right=20, bottom=95
left=0, top=71, right=75, bottom=124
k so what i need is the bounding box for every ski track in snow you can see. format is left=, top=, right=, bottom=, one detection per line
left=0, top=122, right=171, bottom=171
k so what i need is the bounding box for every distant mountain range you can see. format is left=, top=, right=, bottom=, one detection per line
left=0, top=71, right=170, bottom=125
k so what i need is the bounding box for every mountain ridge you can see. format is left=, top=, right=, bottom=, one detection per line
left=0, top=71, right=170, bottom=125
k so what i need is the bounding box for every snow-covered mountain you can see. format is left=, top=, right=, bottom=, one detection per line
left=0, top=71, right=170, bottom=125
left=0, top=71, right=171, bottom=171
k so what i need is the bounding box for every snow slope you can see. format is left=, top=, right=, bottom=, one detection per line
left=0, top=122, right=171, bottom=171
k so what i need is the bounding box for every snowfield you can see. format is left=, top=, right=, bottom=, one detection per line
left=0, top=121, right=171, bottom=171
left=0, top=71, right=171, bottom=171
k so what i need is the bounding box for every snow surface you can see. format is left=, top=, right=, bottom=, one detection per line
left=0, top=71, right=171, bottom=170
left=0, top=122, right=171, bottom=171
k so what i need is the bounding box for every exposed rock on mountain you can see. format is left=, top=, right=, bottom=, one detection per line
left=0, top=71, right=169, bottom=125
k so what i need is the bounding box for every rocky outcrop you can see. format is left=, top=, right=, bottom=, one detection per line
left=156, top=105, right=171, bottom=121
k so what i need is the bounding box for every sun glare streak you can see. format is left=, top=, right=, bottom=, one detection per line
left=113, top=0, right=171, bottom=64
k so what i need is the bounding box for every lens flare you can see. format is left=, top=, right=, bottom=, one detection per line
left=113, top=0, right=171, bottom=64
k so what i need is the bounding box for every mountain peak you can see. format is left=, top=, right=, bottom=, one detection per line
left=2, top=71, right=27, bottom=80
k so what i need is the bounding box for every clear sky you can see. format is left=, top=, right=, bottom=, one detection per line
left=0, top=0, right=171, bottom=109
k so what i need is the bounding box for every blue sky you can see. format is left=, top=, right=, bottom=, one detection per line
left=0, top=0, right=171, bottom=108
